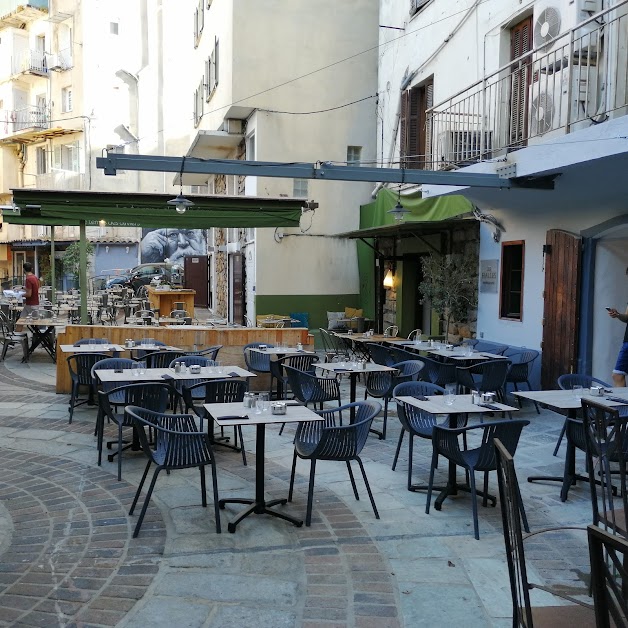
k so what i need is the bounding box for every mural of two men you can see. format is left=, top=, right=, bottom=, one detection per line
left=140, top=228, right=207, bottom=265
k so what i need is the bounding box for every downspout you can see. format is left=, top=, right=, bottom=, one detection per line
left=373, top=0, right=484, bottom=197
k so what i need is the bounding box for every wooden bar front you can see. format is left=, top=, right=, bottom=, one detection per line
left=146, top=287, right=196, bottom=317
left=55, top=325, right=310, bottom=394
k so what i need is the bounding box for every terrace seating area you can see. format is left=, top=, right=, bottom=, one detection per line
left=0, top=316, right=624, bottom=625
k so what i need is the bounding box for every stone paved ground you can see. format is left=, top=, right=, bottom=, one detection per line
left=0, top=348, right=596, bottom=627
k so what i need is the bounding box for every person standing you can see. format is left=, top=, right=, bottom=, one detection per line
left=608, top=304, right=628, bottom=386
left=22, top=262, right=40, bottom=316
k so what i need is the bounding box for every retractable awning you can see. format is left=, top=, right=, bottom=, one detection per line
left=338, top=188, right=475, bottom=239
left=4, top=189, right=304, bottom=228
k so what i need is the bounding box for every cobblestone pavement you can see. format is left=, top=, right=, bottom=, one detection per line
left=0, top=350, right=596, bottom=627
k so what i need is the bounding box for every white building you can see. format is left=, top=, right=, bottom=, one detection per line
left=181, top=0, right=379, bottom=328
left=377, top=0, right=628, bottom=385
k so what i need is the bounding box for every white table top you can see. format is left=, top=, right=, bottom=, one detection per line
left=427, top=349, right=508, bottom=361
left=17, top=318, right=67, bottom=328
left=95, top=365, right=255, bottom=383
left=204, top=401, right=324, bottom=427
left=513, top=387, right=628, bottom=411
left=316, top=362, right=396, bottom=375
left=396, top=394, right=518, bottom=415
left=127, top=344, right=182, bottom=352
left=59, top=344, right=125, bottom=353
left=251, top=347, right=315, bottom=356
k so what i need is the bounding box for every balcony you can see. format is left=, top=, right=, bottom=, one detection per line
left=12, top=49, right=48, bottom=77
left=47, top=47, right=72, bottom=71
left=0, top=104, right=50, bottom=141
left=0, top=1, right=48, bottom=28
left=422, top=1, right=628, bottom=171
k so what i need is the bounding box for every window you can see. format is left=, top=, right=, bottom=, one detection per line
left=400, top=79, right=433, bottom=169
left=52, top=140, right=79, bottom=172
left=110, top=21, right=119, bottom=35
left=61, top=87, right=72, bottom=113
left=500, top=241, right=524, bottom=320
left=347, top=146, right=362, bottom=165
left=246, top=132, right=255, bottom=161
left=193, top=0, right=204, bottom=47
left=36, top=147, right=47, bottom=174
left=205, top=38, right=219, bottom=100
left=193, top=78, right=203, bottom=127
left=293, top=179, right=308, bottom=198
left=410, top=0, right=431, bottom=16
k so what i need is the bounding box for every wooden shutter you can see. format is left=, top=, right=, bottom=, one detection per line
left=509, top=16, right=533, bottom=148
left=399, top=90, right=409, bottom=166
left=541, top=229, right=582, bottom=389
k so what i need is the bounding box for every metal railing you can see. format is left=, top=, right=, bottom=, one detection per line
left=1, top=104, right=50, bottom=135
left=423, top=1, right=628, bottom=170
left=13, top=49, right=49, bottom=75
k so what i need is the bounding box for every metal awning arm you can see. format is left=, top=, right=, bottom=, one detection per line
left=97, top=153, right=555, bottom=190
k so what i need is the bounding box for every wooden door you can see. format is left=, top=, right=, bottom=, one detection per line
left=541, top=230, right=582, bottom=389
left=183, top=255, right=208, bottom=307
left=509, top=16, right=533, bottom=148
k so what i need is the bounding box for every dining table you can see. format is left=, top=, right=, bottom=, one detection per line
left=513, top=387, right=628, bottom=500
left=59, top=343, right=125, bottom=355
left=17, top=317, right=67, bottom=363
left=204, top=401, right=324, bottom=532
left=316, top=361, right=397, bottom=421
left=95, top=365, right=255, bottom=385
left=396, top=394, right=518, bottom=504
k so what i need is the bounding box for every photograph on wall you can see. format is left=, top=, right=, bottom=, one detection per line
left=140, top=228, right=207, bottom=265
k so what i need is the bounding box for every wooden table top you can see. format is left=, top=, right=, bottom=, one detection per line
left=316, top=362, right=396, bottom=374
left=95, top=365, right=255, bottom=383
left=513, top=387, right=628, bottom=411
left=58, top=344, right=125, bottom=353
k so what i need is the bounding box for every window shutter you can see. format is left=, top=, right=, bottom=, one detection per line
left=509, top=16, right=533, bottom=147
left=214, top=38, right=219, bottom=87
left=205, top=57, right=210, bottom=100
left=400, top=90, right=409, bottom=165
left=67, top=88, right=72, bottom=112
left=407, top=88, right=421, bottom=168
left=53, top=145, right=61, bottom=168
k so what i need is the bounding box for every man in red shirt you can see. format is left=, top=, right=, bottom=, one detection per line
left=23, top=262, right=40, bottom=315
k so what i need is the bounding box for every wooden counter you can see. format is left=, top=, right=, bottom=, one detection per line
left=146, top=287, right=196, bottom=317
left=55, top=324, right=310, bottom=394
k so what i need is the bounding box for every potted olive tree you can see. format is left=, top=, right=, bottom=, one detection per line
left=418, top=252, right=478, bottom=341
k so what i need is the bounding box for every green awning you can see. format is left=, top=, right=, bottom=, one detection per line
left=3, top=189, right=303, bottom=228
left=336, top=188, right=474, bottom=239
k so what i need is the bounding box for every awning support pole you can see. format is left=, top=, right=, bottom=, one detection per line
left=50, top=227, right=55, bottom=304
left=79, top=220, right=88, bottom=324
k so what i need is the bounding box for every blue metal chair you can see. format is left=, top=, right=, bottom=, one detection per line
left=67, top=353, right=110, bottom=423
left=283, top=365, right=342, bottom=413
left=126, top=406, right=221, bottom=537
left=364, top=342, right=395, bottom=366
left=97, top=383, right=169, bottom=480
left=364, top=360, right=424, bottom=440
left=182, top=378, right=248, bottom=466
left=269, top=353, right=319, bottom=401
left=145, top=350, right=187, bottom=368
left=426, top=419, right=530, bottom=539
left=288, top=401, right=382, bottom=526
left=391, top=381, right=447, bottom=481
left=419, top=356, right=458, bottom=388
left=243, top=342, right=274, bottom=376
left=503, top=348, right=540, bottom=413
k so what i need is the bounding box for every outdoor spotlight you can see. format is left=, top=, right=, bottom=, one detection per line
left=167, top=193, right=194, bottom=214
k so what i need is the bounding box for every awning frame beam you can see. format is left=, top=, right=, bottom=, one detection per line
left=96, top=153, right=556, bottom=190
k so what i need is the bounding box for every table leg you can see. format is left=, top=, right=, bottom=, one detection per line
left=219, top=423, right=303, bottom=532
left=349, top=374, right=357, bottom=423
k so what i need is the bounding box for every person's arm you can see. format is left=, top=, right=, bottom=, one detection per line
left=608, top=306, right=628, bottom=323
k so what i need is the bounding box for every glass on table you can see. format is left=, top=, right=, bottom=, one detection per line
left=132, top=363, right=140, bottom=377
left=138, top=361, right=146, bottom=375
left=572, top=384, right=583, bottom=398
left=444, top=383, right=457, bottom=406
left=214, top=360, right=224, bottom=375
left=255, top=392, right=269, bottom=414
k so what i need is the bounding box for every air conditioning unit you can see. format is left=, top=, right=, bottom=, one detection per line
left=533, top=0, right=602, bottom=53
left=528, top=65, right=599, bottom=141
left=437, top=130, right=493, bottom=167
left=222, top=118, right=243, bottom=134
